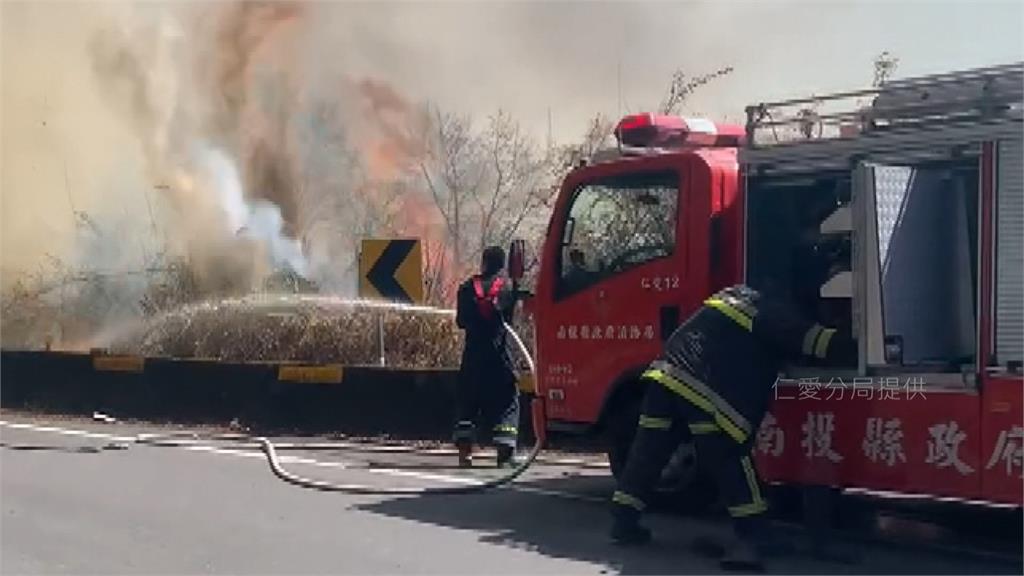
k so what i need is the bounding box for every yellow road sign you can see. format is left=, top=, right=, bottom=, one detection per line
left=359, top=239, right=424, bottom=304
left=278, top=364, right=344, bottom=384
left=92, top=355, right=145, bottom=373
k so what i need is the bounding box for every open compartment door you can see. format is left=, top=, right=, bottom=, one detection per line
left=854, top=160, right=979, bottom=374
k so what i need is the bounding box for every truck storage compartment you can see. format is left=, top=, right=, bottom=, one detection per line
left=745, top=159, right=980, bottom=374
left=746, top=172, right=855, bottom=364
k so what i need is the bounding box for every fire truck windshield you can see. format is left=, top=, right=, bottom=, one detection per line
left=557, top=170, right=679, bottom=299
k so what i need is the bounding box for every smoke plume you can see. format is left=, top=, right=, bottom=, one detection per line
left=4, top=0, right=1017, bottom=349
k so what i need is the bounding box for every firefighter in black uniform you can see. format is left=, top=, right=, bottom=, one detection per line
left=453, top=246, right=520, bottom=468
left=609, top=283, right=856, bottom=570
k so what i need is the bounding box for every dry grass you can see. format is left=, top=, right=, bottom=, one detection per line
left=111, top=295, right=466, bottom=368
left=4, top=262, right=534, bottom=371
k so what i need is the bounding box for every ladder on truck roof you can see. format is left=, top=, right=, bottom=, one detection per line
left=741, top=62, right=1024, bottom=174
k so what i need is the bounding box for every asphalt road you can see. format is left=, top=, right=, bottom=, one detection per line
left=1, top=412, right=1020, bottom=575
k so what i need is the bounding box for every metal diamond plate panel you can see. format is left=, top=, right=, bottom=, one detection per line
left=873, top=165, right=913, bottom=273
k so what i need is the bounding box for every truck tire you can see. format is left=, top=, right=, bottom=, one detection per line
left=604, top=393, right=714, bottom=513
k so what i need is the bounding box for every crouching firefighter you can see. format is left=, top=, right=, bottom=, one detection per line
left=609, top=284, right=856, bottom=570
left=452, top=246, right=521, bottom=468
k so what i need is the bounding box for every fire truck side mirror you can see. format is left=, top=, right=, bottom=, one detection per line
left=508, top=239, right=526, bottom=281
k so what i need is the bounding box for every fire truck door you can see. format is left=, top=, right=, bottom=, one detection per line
left=541, top=170, right=684, bottom=422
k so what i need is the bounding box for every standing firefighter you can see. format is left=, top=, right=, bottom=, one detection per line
left=453, top=246, right=520, bottom=468
left=609, top=283, right=856, bottom=570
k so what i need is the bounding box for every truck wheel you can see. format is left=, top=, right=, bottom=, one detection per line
left=604, top=394, right=712, bottom=513
left=605, top=394, right=697, bottom=488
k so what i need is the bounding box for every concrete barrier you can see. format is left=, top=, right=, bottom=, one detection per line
left=0, top=351, right=535, bottom=442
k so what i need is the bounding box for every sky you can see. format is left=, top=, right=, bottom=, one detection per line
left=305, top=0, right=1024, bottom=140
left=1, top=0, right=1022, bottom=283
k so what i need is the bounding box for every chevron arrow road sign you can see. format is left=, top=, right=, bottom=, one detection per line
left=359, top=239, right=424, bottom=304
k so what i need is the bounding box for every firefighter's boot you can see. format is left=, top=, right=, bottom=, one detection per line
left=457, top=443, right=473, bottom=468
left=496, top=444, right=516, bottom=468
left=610, top=520, right=652, bottom=546
left=740, top=517, right=796, bottom=558
left=691, top=535, right=727, bottom=558
left=810, top=541, right=862, bottom=565
left=609, top=505, right=652, bottom=546
left=719, top=540, right=765, bottom=572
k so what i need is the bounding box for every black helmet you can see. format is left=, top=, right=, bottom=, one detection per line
left=481, top=246, right=506, bottom=276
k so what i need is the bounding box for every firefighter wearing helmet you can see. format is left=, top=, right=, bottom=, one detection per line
left=452, top=246, right=520, bottom=468
left=609, top=237, right=857, bottom=571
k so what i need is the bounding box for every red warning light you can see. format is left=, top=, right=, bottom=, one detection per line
left=614, top=113, right=744, bottom=149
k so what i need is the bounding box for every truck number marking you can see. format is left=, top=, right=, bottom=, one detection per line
left=641, top=275, right=681, bottom=291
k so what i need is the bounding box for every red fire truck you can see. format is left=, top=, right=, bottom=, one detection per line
left=522, top=62, right=1023, bottom=506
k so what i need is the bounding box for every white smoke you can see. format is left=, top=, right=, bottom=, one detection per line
left=243, top=201, right=308, bottom=277
left=194, top=144, right=308, bottom=276
left=83, top=2, right=311, bottom=294
left=198, top=146, right=249, bottom=234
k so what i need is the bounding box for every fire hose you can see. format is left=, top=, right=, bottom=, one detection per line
left=132, top=319, right=546, bottom=495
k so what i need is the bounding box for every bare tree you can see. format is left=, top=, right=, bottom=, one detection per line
left=555, top=113, right=615, bottom=170
left=475, top=110, right=551, bottom=258
left=420, top=236, right=455, bottom=305
left=658, top=66, right=734, bottom=115
left=413, top=106, right=560, bottom=304
left=873, top=51, right=900, bottom=88
left=417, top=106, right=483, bottom=284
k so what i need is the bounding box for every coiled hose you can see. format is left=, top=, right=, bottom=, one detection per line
left=135, top=320, right=546, bottom=494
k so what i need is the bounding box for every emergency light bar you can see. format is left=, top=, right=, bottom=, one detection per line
left=614, top=113, right=745, bottom=149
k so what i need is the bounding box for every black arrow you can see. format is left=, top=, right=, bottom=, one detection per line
left=366, top=240, right=416, bottom=303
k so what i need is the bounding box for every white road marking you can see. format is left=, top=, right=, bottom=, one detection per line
left=0, top=420, right=606, bottom=500
left=0, top=421, right=135, bottom=443
left=0, top=421, right=354, bottom=470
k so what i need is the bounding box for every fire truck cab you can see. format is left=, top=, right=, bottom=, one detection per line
left=531, top=114, right=746, bottom=478
left=528, top=62, right=1023, bottom=505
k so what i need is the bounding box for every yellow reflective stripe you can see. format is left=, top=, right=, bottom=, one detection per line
left=646, top=370, right=717, bottom=415
left=612, top=490, right=646, bottom=511
left=712, top=289, right=761, bottom=315
left=650, top=360, right=753, bottom=441
left=741, top=456, right=765, bottom=505
left=815, top=328, right=836, bottom=359
left=688, top=421, right=720, bottom=434
left=715, top=413, right=749, bottom=443
left=802, top=325, right=824, bottom=356
left=648, top=361, right=718, bottom=409
left=718, top=292, right=759, bottom=319
left=639, top=415, right=672, bottom=430
left=705, top=298, right=753, bottom=331
left=728, top=500, right=768, bottom=518
left=727, top=456, right=767, bottom=517
left=493, top=425, right=518, bottom=434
